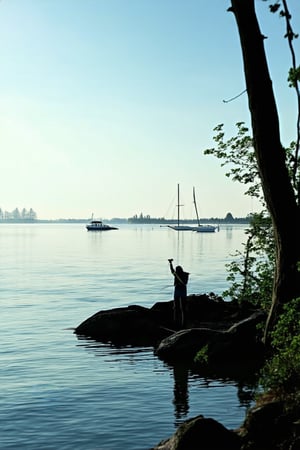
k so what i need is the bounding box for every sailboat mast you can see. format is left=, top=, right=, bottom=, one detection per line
left=177, top=183, right=180, bottom=227
left=193, top=187, right=200, bottom=226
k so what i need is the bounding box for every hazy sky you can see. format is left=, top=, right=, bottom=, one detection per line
left=1, top=0, right=299, bottom=220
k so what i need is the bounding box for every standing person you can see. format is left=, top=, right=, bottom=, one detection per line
left=168, top=259, right=189, bottom=329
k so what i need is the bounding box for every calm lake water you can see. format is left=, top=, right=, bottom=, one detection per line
left=0, top=223, right=255, bottom=450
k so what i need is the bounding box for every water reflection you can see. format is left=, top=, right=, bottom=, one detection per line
left=76, top=337, right=258, bottom=428
left=237, top=382, right=256, bottom=409
left=173, top=364, right=189, bottom=424
left=170, top=361, right=258, bottom=426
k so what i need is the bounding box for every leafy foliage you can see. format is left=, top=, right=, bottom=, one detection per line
left=259, top=298, right=300, bottom=397
left=204, top=122, right=262, bottom=201
left=223, top=212, right=274, bottom=310
left=285, top=140, right=300, bottom=184
left=204, top=123, right=276, bottom=309
left=207, top=1, right=300, bottom=415
left=194, top=344, right=209, bottom=365
left=268, top=0, right=300, bottom=192
left=204, top=121, right=299, bottom=200
left=288, top=66, right=300, bottom=88
left=204, top=122, right=300, bottom=310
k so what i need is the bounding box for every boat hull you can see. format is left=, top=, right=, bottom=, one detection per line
left=167, top=225, right=195, bottom=231
left=86, top=226, right=118, bottom=231
left=193, top=225, right=218, bottom=233
left=86, top=220, right=118, bottom=231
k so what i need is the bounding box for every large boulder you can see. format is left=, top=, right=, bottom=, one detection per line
left=236, top=399, right=300, bottom=450
left=154, top=327, right=226, bottom=362
left=152, top=400, right=300, bottom=450
left=75, top=304, right=173, bottom=346
left=151, top=414, right=241, bottom=450
left=155, top=311, right=266, bottom=366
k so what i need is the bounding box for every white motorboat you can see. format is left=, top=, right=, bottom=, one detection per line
left=86, top=220, right=118, bottom=231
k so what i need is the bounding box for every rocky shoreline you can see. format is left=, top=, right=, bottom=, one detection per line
left=74, top=294, right=299, bottom=449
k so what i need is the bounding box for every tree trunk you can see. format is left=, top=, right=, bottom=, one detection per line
left=229, top=0, right=300, bottom=342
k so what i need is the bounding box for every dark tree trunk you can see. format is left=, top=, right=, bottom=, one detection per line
left=229, top=0, right=300, bottom=341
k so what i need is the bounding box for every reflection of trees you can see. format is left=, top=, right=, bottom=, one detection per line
left=173, top=364, right=189, bottom=425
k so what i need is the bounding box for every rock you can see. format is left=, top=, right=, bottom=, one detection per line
left=74, top=294, right=262, bottom=345
left=74, top=295, right=265, bottom=372
left=151, top=399, right=300, bottom=450
left=151, top=414, right=241, bottom=450
left=236, top=400, right=300, bottom=450
left=207, top=311, right=266, bottom=364
left=227, top=310, right=266, bottom=338
left=75, top=304, right=173, bottom=346
left=155, top=311, right=266, bottom=365
left=74, top=296, right=300, bottom=450
left=154, top=327, right=226, bottom=362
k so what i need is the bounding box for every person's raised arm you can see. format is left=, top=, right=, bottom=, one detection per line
left=168, top=258, right=175, bottom=274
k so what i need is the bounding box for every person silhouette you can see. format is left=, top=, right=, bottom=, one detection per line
left=168, top=259, right=189, bottom=329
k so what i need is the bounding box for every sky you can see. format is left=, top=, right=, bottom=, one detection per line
left=0, top=0, right=299, bottom=220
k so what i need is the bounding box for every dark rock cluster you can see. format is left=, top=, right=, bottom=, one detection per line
left=75, top=294, right=299, bottom=449
left=150, top=400, right=300, bottom=450
left=75, top=294, right=263, bottom=345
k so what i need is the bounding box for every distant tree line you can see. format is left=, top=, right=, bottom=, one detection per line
left=128, top=212, right=251, bottom=224
left=0, top=207, right=37, bottom=221
left=129, top=213, right=166, bottom=223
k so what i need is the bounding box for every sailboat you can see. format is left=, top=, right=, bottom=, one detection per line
left=192, top=186, right=218, bottom=233
left=167, top=184, right=195, bottom=231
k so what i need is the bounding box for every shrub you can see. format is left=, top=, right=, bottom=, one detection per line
left=194, top=344, right=209, bottom=365
left=259, top=298, right=300, bottom=397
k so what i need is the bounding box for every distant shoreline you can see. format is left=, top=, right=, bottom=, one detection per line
left=0, top=217, right=251, bottom=224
